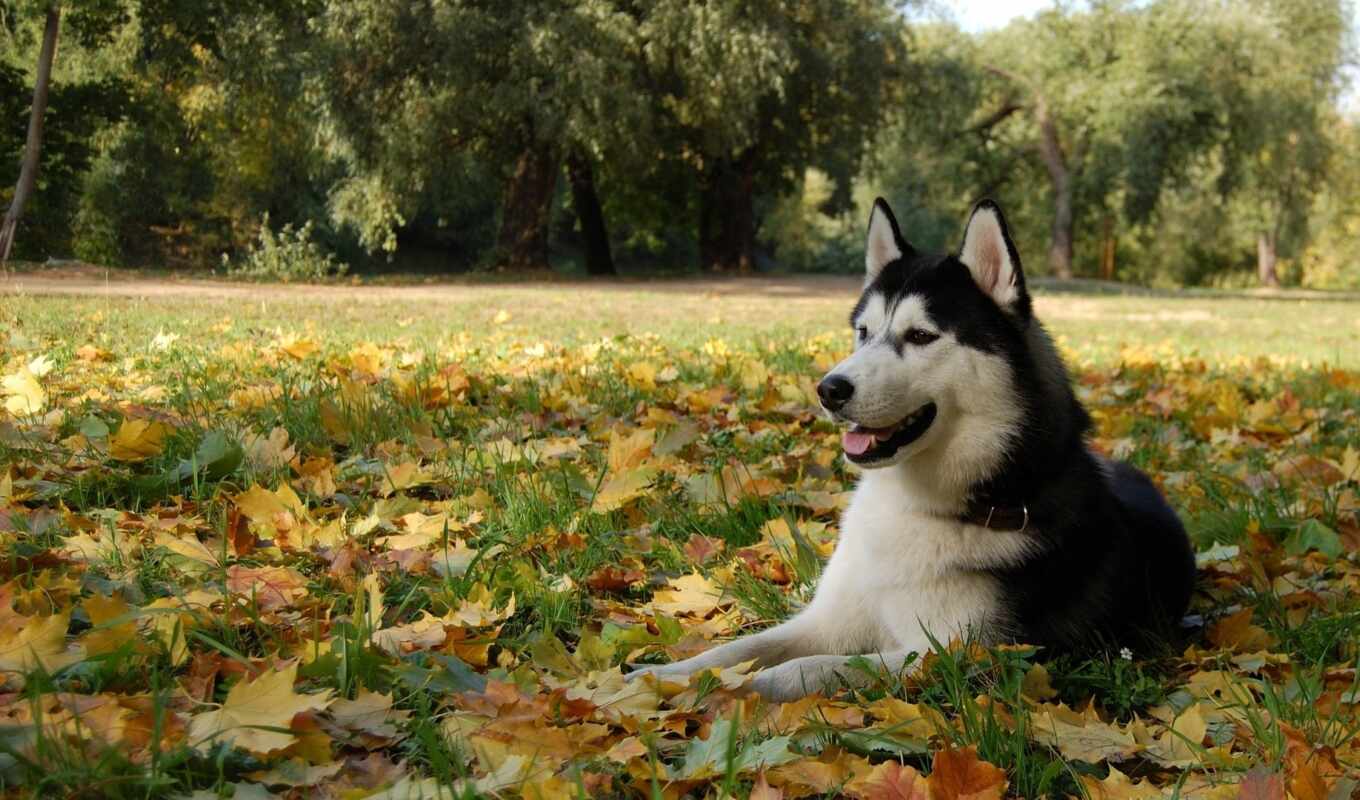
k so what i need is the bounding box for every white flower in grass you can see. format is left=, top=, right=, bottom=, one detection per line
left=1119, top=647, right=1134, bottom=661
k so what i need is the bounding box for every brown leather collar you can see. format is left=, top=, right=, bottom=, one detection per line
left=960, top=503, right=1030, bottom=532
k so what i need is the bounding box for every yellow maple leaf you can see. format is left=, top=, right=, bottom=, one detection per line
left=1079, top=766, right=1165, bottom=799
left=591, top=465, right=658, bottom=513
left=0, top=611, right=83, bottom=673
left=188, top=662, right=333, bottom=755
left=627, top=361, right=658, bottom=391
left=651, top=573, right=726, bottom=617
left=606, top=427, right=655, bottom=473
left=234, top=483, right=306, bottom=532
left=277, top=334, right=319, bottom=360
left=81, top=594, right=139, bottom=656
left=1, top=368, right=45, bottom=416
left=1028, top=702, right=1142, bottom=764
left=108, top=419, right=168, bottom=461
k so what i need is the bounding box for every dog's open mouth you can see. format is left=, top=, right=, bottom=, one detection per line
left=841, top=403, right=937, bottom=462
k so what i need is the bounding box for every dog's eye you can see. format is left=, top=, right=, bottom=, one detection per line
left=903, top=328, right=939, bottom=346
left=855, top=325, right=868, bottom=342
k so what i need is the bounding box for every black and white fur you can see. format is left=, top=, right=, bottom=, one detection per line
left=628, top=199, right=1195, bottom=702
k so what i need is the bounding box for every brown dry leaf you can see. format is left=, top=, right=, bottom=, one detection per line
left=1208, top=608, right=1277, bottom=652
left=109, top=419, right=168, bottom=461
left=927, top=746, right=1007, bottom=800
left=683, top=533, right=725, bottom=564
left=1273, top=455, right=1345, bottom=487
left=585, top=564, right=646, bottom=592
left=188, top=662, right=333, bottom=755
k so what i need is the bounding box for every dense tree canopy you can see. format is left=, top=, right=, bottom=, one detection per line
left=1, top=0, right=1356, bottom=286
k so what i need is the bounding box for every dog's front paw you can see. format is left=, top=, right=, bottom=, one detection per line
left=624, top=660, right=698, bottom=684
left=750, top=656, right=849, bottom=703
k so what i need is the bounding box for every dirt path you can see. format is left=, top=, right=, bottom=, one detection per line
left=7, top=265, right=1358, bottom=304
left=2, top=265, right=864, bottom=302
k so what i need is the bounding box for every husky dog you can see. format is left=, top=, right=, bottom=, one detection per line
left=628, top=199, right=1196, bottom=702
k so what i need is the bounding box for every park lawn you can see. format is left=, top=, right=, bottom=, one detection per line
left=0, top=279, right=1358, bottom=798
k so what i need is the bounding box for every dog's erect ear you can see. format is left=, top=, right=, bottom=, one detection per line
left=865, top=198, right=910, bottom=284
left=958, top=199, right=1027, bottom=314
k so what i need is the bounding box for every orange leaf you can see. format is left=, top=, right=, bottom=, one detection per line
left=1288, top=763, right=1328, bottom=800
left=1208, top=608, right=1277, bottom=652
left=851, top=761, right=928, bottom=800
left=927, top=746, right=1007, bottom=800
left=225, top=565, right=309, bottom=611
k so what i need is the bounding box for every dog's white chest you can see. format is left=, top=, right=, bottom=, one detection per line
left=806, top=472, right=1025, bottom=655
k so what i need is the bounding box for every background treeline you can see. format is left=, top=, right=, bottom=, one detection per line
left=1, top=0, right=1356, bottom=287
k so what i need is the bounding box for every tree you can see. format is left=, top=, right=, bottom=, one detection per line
left=311, top=1, right=653, bottom=272
left=0, top=4, right=59, bottom=263
left=1211, top=0, right=1346, bottom=286
left=639, top=0, right=905, bottom=271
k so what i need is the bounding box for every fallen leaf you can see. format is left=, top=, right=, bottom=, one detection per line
left=225, top=565, right=309, bottom=611
left=109, top=419, right=168, bottom=461
left=847, top=760, right=928, bottom=800
left=188, top=662, right=333, bottom=755
left=927, top=746, right=1007, bottom=800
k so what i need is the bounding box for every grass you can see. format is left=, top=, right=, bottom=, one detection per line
left=0, top=276, right=1357, bottom=798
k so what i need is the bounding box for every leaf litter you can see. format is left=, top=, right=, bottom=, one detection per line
left=0, top=315, right=1357, bottom=798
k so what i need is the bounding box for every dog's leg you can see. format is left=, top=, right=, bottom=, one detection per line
left=749, top=648, right=917, bottom=703
left=625, top=613, right=829, bottom=684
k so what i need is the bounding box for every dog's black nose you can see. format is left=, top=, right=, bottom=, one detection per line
left=817, top=375, right=854, bottom=411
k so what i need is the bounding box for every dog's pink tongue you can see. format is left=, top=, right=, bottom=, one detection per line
left=843, top=430, right=876, bottom=455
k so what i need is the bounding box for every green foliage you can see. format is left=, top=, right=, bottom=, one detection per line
left=1, top=0, right=1358, bottom=288
left=223, top=214, right=347, bottom=282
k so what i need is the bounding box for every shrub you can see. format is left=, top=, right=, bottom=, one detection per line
left=224, top=213, right=348, bottom=282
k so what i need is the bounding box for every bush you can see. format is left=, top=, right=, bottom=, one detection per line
left=224, top=214, right=348, bottom=282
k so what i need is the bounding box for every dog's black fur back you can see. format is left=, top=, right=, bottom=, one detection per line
left=986, top=451, right=1196, bottom=654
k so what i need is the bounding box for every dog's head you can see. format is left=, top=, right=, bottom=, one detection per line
left=818, top=198, right=1033, bottom=470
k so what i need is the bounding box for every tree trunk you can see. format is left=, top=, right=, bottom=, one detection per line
left=1035, top=100, right=1074, bottom=280
left=1257, top=231, right=1280, bottom=287
left=0, top=6, right=61, bottom=264
left=496, top=146, right=558, bottom=270
left=1100, top=216, right=1116, bottom=280
left=565, top=153, right=614, bottom=276
left=699, top=150, right=757, bottom=273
